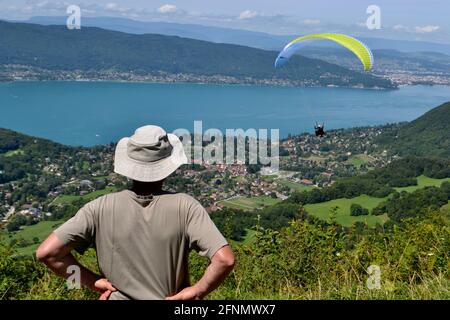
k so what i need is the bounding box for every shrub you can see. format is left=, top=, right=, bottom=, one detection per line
left=350, top=203, right=369, bottom=216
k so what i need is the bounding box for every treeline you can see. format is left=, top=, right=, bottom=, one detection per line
left=287, top=157, right=450, bottom=205
left=373, top=182, right=450, bottom=224
left=212, top=202, right=322, bottom=242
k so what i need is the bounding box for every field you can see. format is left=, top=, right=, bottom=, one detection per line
left=278, top=179, right=315, bottom=192
left=51, top=186, right=118, bottom=205
left=346, top=154, right=372, bottom=168
left=219, top=196, right=281, bottom=211
left=1, top=149, right=25, bottom=157
left=300, top=155, right=328, bottom=163
left=261, top=171, right=315, bottom=192
left=395, top=175, right=450, bottom=193
left=303, top=175, right=450, bottom=227
left=304, top=195, right=388, bottom=228
left=221, top=174, right=450, bottom=227
left=1, top=219, right=65, bottom=256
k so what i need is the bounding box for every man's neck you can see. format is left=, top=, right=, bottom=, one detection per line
left=130, top=180, right=164, bottom=196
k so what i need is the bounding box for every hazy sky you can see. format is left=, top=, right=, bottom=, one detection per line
left=1, top=0, right=449, bottom=43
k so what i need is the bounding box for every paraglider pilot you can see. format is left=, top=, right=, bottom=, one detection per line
left=314, top=122, right=325, bottom=137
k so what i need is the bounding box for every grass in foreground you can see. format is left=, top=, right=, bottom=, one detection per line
left=198, top=211, right=450, bottom=300
left=1, top=201, right=448, bottom=300
left=441, top=201, right=450, bottom=212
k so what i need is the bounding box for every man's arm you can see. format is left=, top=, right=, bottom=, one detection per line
left=166, top=245, right=235, bottom=300
left=36, top=233, right=117, bottom=300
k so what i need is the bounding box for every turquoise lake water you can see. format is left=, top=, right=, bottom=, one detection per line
left=0, top=81, right=449, bottom=146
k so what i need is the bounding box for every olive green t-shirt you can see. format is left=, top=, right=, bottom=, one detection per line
left=53, top=190, right=228, bottom=300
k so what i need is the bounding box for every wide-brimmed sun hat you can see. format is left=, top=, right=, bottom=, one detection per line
left=114, top=125, right=188, bottom=182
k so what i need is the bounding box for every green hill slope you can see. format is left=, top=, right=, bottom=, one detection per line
left=0, top=128, right=74, bottom=183
left=0, top=20, right=395, bottom=88
left=376, top=102, right=450, bottom=157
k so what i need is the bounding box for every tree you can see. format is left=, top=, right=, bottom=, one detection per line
left=6, top=214, right=28, bottom=232
left=350, top=203, right=369, bottom=216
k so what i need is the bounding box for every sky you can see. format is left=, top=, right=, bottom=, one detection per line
left=1, top=0, right=449, bottom=43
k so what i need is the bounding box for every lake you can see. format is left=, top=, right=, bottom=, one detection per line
left=0, top=81, right=449, bottom=146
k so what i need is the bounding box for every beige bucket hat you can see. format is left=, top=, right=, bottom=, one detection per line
left=114, top=125, right=188, bottom=182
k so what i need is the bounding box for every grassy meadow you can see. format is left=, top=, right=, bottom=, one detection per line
left=51, top=186, right=118, bottom=205
left=304, top=195, right=388, bottom=227
left=395, top=175, right=450, bottom=193
left=219, top=196, right=281, bottom=211
left=1, top=219, right=65, bottom=256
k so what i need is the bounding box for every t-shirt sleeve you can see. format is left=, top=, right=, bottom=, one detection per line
left=53, top=201, right=97, bottom=254
left=185, top=196, right=228, bottom=260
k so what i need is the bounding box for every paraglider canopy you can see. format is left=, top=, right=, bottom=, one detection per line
left=275, top=33, right=374, bottom=71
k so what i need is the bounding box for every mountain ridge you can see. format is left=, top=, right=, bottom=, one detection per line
left=25, top=16, right=450, bottom=55
left=0, top=20, right=394, bottom=89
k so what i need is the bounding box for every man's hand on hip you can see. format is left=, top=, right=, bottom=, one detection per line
left=95, top=278, right=117, bottom=300
left=166, top=245, right=235, bottom=300
left=36, top=233, right=117, bottom=300
left=166, top=285, right=202, bottom=300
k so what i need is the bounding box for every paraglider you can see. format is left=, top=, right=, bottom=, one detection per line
left=275, top=33, right=374, bottom=138
left=275, top=33, right=374, bottom=71
left=314, top=122, right=325, bottom=137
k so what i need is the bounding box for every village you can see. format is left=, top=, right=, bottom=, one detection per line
left=0, top=123, right=399, bottom=230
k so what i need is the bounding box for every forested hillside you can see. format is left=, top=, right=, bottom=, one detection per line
left=376, top=102, right=450, bottom=157
left=0, top=128, right=74, bottom=183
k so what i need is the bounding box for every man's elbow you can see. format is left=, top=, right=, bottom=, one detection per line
left=36, top=234, right=65, bottom=263
left=36, top=246, right=49, bottom=262
left=215, top=246, right=235, bottom=269
left=223, top=254, right=235, bottom=269
left=36, top=244, right=52, bottom=263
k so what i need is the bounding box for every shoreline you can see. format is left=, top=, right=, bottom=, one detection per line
left=1, top=122, right=404, bottom=149
left=3, top=78, right=450, bottom=90
left=0, top=78, right=400, bottom=91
